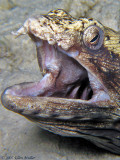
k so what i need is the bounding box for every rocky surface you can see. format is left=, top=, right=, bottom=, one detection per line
left=0, top=0, right=120, bottom=160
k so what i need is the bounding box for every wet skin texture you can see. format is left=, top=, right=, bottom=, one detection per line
left=1, top=9, right=120, bottom=154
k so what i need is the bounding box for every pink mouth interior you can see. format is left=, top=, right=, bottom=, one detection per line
left=6, top=40, right=93, bottom=100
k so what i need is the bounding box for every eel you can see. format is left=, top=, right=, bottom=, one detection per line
left=1, top=9, right=120, bottom=154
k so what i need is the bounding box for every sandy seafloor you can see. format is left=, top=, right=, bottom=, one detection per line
left=0, top=0, right=120, bottom=160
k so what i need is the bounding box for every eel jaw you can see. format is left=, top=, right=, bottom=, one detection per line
left=1, top=38, right=110, bottom=110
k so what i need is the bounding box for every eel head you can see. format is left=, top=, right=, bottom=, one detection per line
left=1, top=9, right=120, bottom=154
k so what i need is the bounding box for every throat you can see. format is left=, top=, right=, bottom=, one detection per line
left=35, top=40, right=93, bottom=100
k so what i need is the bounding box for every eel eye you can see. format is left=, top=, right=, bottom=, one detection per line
left=83, top=25, right=104, bottom=50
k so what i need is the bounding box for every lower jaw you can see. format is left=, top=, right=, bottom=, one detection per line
left=1, top=83, right=111, bottom=117
left=1, top=81, right=119, bottom=155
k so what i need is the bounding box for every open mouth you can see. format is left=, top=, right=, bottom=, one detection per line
left=4, top=38, right=110, bottom=104
left=1, top=10, right=119, bottom=155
